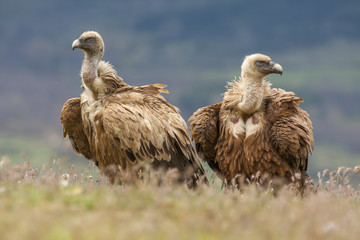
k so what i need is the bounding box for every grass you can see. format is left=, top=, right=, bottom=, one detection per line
left=0, top=158, right=360, bottom=240
left=0, top=132, right=59, bottom=168
left=0, top=132, right=91, bottom=171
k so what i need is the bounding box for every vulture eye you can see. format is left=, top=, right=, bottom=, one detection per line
left=256, top=60, right=267, bottom=66
left=85, top=37, right=95, bottom=43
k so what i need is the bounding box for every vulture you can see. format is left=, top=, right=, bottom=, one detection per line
left=61, top=31, right=202, bottom=184
left=188, top=53, right=313, bottom=184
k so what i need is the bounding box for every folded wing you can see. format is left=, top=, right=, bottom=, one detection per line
left=99, top=86, right=200, bottom=172
left=60, top=98, right=93, bottom=161
left=268, top=89, right=314, bottom=172
left=188, top=102, right=222, bottom=172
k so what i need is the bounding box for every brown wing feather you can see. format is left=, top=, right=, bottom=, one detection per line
left=188, top=102, right=222, bottom=172
left=135, top=84, right=172, bottom=102
left=99, top=87, right=200, bottom=172
left=60, top=98, right=93, bottom=160
left=268, top=89, right=314, bottom=171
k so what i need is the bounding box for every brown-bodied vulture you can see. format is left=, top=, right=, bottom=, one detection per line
left=61, top=31, right=202, bottom=184
left=188, top=53, right=313, bottom=184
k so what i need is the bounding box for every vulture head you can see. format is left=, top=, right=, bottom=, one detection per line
left=241, top=53, right=283, bottom=80
left=72, top=31, right=105, bottom=57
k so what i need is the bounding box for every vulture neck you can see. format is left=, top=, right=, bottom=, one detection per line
left=238, top=72, right=265, bottom=114
left=81, top=52, right=102, bottom=95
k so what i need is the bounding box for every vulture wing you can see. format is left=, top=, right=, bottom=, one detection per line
left=60, top=98, right=94, bottom=160
left=268, top=89, right=314, bottom=172
left=99, top=85, right=200, bottom=172
left=188, top=102, right=222, bottom=172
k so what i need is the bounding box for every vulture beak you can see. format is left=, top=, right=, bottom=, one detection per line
left=72, top=38, right=82, bottom=51
left=269, top=61, right=283, bottom=75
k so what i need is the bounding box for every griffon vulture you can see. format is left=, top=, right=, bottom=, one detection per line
left=61, top=31, right=202, bottom=184
left=188, top=54, right=313, bottom=184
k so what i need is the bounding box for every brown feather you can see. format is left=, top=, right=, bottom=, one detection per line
left=188, top=54, right=313, bottom=184
left=63, top=31, right=202, bottom=184
left=60, top=98, right=93, bottom=161
left=188, top=102, right=222, bottom=172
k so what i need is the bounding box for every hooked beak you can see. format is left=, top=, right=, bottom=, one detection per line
left=72, top=38, right=82, bottom=51
left=269, top=61, right=283, bottom=75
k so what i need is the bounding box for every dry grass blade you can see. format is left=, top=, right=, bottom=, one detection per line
left=0, top=158, right=359, bottom=240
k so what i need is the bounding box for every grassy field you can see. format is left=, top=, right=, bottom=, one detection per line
left=0, top=159, right=359, bottom=240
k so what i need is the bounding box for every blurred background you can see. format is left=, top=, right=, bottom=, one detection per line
left=0, top=0, right=359, bottom=178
